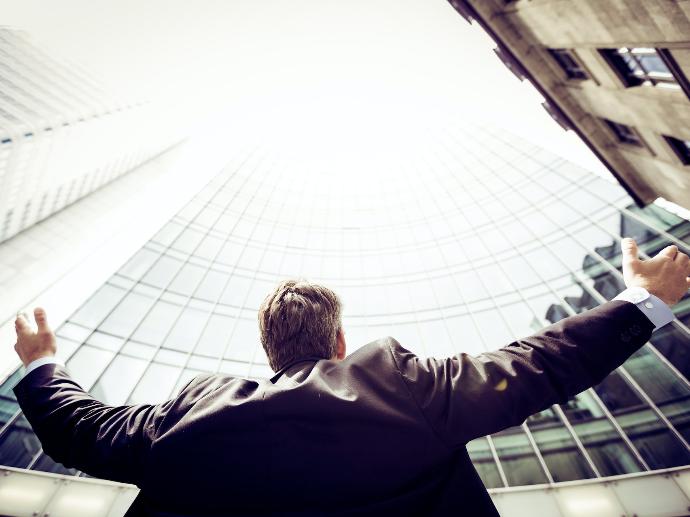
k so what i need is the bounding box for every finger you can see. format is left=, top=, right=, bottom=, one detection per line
left=15, top=312, right=32, bottom=335
left=34, top=307, right=51, bottom=333
left=659, top=245, right=679, bottom=260
left=620, top=238, right=640, bottom=268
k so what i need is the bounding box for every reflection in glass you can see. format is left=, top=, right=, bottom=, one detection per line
left=594, top=371, right=690, bottom=468
left=525, top=408, right=595, bottom=482
left=467, top=437, right=503, bottom=488
left=0, top=415, right=40, bottom=468
left=560, top=391, right=643, bottom=475
left=492, top=426, right=549, bottom=486
left=623, top=347, right=690, bottom=442
left=0, top=369, right=22, bottom=430
left=650, top=323, right=690, bottom=380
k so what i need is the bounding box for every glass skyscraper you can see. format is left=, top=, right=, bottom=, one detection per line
left=0, top=27, right=186, bottom=244
left=1, top=121, right=689, bottom=500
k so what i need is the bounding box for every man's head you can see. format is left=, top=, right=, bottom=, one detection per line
left=258, top=279, right=345, bottom=372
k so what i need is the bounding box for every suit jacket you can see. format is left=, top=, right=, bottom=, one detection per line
left=14, top=300, right=653, bottom=516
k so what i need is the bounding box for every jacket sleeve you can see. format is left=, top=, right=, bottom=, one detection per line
left=12, top=365, right=206, bottom=485
left=389, top=300, right=654, bottom=447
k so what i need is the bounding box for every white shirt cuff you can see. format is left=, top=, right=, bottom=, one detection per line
left=24, top=356, right=62, bottom=377
left=614, top=287, right=675, bottom=331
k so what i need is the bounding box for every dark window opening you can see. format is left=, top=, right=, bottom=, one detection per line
left=603, top=119, right=643, bottom=147
left=548, top=49, right=588, bottom=80
left=664, top=135, right=690, bottom=165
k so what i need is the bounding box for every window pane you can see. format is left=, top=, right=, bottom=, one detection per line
left=467, top=437, right=503, bottom=488
left=132, top=301, right=183, bottom=346
left=623, top=347, right=690, bottom=442
left=100, top=291, right=156, bottom=337
left=219, top=275, right=253, bottom=307
left=128, top=362, right=181, bottom=404
left=165, top=307, right=209, bottom=352
left=90, top=355, right=149, bottom=405
left=473, top=310, right=512, bottom=351
left=196, top=269, right=230, bottom=302
left=560, top=391, right=643, bottom=476
left=649, top=325, right=690, bottom=381
left=594, top=371, right=690, bottom=468
left=444, top=314, right=485, bottom=355
left=492, top=426, right=549, bottom=486
left=637, top=54, right=669, bottom=74
left=225, top=318, right=260, bottom=362
left=119, top=248, right=159, bottom=280
left=70, top=284, right=126, bottom=328
left=0, top=369, right=22, bottom=428
left=526, top=408, right=595, bottom=482
left=0, top=415, right=40, bottom=468
left=172, top=227, right=205, bottom=254
left=65, top=345, right=115, bottom=390
left=195, top=313, right=234, bottom=357
left=169, top=263, right=207, bottom=296
left=142, top=255, right=184, bottom=288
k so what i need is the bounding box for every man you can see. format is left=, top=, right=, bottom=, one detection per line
left=12, top=238, right=690, bottom=516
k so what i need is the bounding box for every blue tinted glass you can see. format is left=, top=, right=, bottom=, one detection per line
left=0, top=415, right=40, bottom=468
left=637, top=54, right=670, bottom=75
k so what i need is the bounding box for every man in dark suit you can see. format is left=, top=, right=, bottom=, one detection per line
left=12, top=238, right=690, bottom=516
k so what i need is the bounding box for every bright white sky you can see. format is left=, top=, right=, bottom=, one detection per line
left=1, top=0, right=608, bottom=174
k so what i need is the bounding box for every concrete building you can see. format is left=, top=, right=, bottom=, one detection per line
left=448, top=0, right=690, bottom=211
left=1, top=120, right=689, bottom=516
left=0, top=27, right=186, bottom=243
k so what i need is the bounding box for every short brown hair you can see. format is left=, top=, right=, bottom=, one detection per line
left=258, top=279, right=342, bottom=372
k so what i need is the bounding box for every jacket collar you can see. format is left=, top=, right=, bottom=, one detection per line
left=270, top=356, right=325, bottom=383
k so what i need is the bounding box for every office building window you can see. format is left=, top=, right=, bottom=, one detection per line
left=664, top=136, right=690, bottom=165
left=548, top=49, right=588, bottom=80
left=603, top=119, right=643, bottom=147
left=600, top=48, right=680, bottom=89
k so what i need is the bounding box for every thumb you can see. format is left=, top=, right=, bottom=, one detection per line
left=34, top=307, right=51, bottom=333
left=621, top=238, right=640, bottom=271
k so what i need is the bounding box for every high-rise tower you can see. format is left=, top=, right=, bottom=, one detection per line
left=1, top=119, right=688, bottom=515
left=0, top=27, right=186, bottom=243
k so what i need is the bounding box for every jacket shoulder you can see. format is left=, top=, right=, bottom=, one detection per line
left=344, top=336, right=407, bottom=367
left=175, top=372, right=240, bottom=398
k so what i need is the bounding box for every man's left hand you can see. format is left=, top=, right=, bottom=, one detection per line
left=15, top=308, right=57, bottom=367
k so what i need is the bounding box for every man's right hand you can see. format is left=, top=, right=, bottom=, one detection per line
left=14, top=308, right=57, bottom=367
left=621, top=238, right=690, bottom=307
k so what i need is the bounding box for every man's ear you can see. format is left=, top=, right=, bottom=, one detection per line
left=336, top=328, right=346, bottom=360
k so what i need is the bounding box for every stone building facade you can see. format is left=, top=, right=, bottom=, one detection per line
left=449, top=0, right=690, bottom=210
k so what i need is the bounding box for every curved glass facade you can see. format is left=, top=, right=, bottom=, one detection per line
left=1, top=122, right=689, bottom=489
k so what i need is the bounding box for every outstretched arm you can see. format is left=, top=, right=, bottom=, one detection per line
left=394, top=238, right=690, bottom=446
left=13, top=363, right=165, bottom=484
left=11, top=309, right=174, bottom=484
left=392, top=299, right=653, bottom=445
